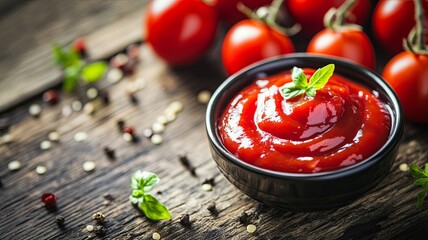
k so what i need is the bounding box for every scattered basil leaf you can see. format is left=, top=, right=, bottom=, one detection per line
left=131, top=170, right=160, bottom=192
left=81, top=61, right=108, bottom=83
left=130, top=171, right=171, bottom=221
left=280, top=64, right=335, bottom=100
left=63, top=65, right=81, bottom=93
left=139, top=193, right=172, bottom=220
left=410, top=163, right=428, bottom=207
left=52, top=44, right=80, bottom=68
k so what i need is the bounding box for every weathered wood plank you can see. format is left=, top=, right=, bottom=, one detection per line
left=1, top=43, right=428, bottom=240
left=0, top=0, right=147, bottom=112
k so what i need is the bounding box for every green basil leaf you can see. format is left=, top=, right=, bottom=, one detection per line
left=308, top=64, right=335, bottom=90
left=291, top=67, right=308, bottom=89
left=132, top=190, right=145, bottom=198
left=131, top=170, right=160, bottom=192
left=139, top=193, right=172, bottom=220
left=52, top=44, right=80, bottom=68
left=306, top=87, right=316, bottom=97
left=424, top=163, right=428, bottom=175
left=410, top=164, right=425, bottom=179
left=63, top=65, right=81, bottom=93
left=282, top=89, right=305, bottom=100
left=417, top=189, right=427, bottom=208
left=81, top=61, right=108, bottom=83
left=129, top=195, right=143, bottom=205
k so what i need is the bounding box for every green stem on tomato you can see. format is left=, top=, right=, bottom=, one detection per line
left=323, top=0, right=360, bottom=31
left=237, top=0, right=300, bottom=36
left=414, top=0, right=426, bottom=51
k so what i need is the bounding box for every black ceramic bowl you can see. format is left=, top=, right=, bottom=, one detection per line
left=206, top=54, right=403, bottom=211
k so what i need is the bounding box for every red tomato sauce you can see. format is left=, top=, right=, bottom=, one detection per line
left=218, top=69, right=391, bottom=173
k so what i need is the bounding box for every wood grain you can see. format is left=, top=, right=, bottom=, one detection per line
left=1, top=43, right=428, bottom=240
left=0, top=0, right=147, bottom=112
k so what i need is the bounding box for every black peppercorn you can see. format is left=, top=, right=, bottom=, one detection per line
left=103, top=193, right=114, bottom=201
left=92, top=212, right=105, bottom=224
left=117, top=120, right=125, bottom=132
left=55, top=215, right=65, bottom=227
left=94, top=225, right=107, bottom=236
left=239, top=212, right=249, bottom=224
left=0, top=118, right=11, bottom=135
left=129, top=93, right=139, bottom=104
left=202, top=177, right=215, bottom=186
left=100, top=90, right=110, bottom=105
left=180, top=214, right=190, bottom=226
left=207, top=203, right=217, bottom=216
left=103, top=147, right=116, bottom=160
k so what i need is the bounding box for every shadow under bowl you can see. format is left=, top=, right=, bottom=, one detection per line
left=206, top=53, right=403, bottom=211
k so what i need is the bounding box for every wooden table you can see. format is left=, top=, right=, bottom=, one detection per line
left=1, top=1, right=428, bottom=240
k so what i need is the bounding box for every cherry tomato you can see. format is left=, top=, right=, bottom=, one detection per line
left=222, top=19, right=295, bottom=75
left=145, top=0, right=218, bottom=66
left=307, top=28, right=375, bottom=69
left=382, top=52, right=428, bottom=123
left=213, top=0, right=272, bottom=25
left=286, top=0, right=371, bottom=36
left=372, top=0, right=428, bottom=55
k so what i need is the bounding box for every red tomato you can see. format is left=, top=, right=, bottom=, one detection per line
left=307, top=28, right=375, bottom=69
left=286, top=0, right=371, bottom=36
left=372, top=0, right=428, bottom=54
left=221, top=19, right=295, bottom=75
left=382, top=52, right=428, bottom=123
left=145, top=0, right=218, bottom=66
left=213, top=0, right=272, bottom=25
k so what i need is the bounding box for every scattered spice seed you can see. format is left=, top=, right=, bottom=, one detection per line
left=107, top=68, right=124, bottom=84
left=179, top=214, right=190, bottom=226
left=36, top=165, right=47, bottom=175
left=1, top=134, right=13, bottom=144
left=126, top=44, right=139, bottom=62
left=103, top=147, right=116, bottom=160
left=150, top=134, right=163, bottom=145
left=399, top=163, right=409, bottom=172
left=55, top=215, right=65, bottom=228
left=117, top=119, right=125, bottom=132
left=86, top=224, right=94, bottom=232
left=8, top=160, right=21, bottom=171
left=166, top=101, right=183, bottom=114
left=48, top=131, right=60, bottom=142
left=246, top=224, right=257, bottom=233
left=83, top=102, right=95, bottom=115
left=71, top=100, right=83, bottom=112
left=156, top=115, right=168, bottom=125
left=142, top=128, right=153, bottom=138
left=94, top=225, right=107, bottom=236
left=102, top=200, right=111, bottom=206
left=42, top=89, right=59, bottom=105
left=152, top=232, right=161, bottom=240
left=92, top=212, right=105, bottom=224
left=40, top=140, right=52, bottom=150
left=74, top=132, right=88, bottom=142
left=152, top=122, right=165, bottom=134
left=239, top=212, right=249, bottom=224
left=197, top=90, right=212, bottom=104
left=73, top=37, right=87, bottom=58
left=178, top=153, right=196, bottom=176
left=202, top=183, right=213, bottom=192
left=123, top=132, right=134, bottom=142
left=0, top=117, right=11, bottom=134
left=29, top=103, right=42, bottom=117
left=207, top=203, right=217, bottom=215
left=128, top=93, right=139, bottom=104
left=123, top=126, right=135, bottom=135
left=110, top=53, right=129, bottom=70
left=86, top=87, right=99, bottom=100
left=103, top=193, right=114, bottom=201
left=100, top=90, right=110, bottom=105
left=202, top=177, right=215, bottom=186
left=165, top=112, right=176, bottom=123
left=61, top=105, right=72, bottom=117
left=83, top=161, right=96, bottom=172
left=41, top=193, right=56, bottom=208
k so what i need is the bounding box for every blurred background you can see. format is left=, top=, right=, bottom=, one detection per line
left=0, top=0, right=149, bottom=112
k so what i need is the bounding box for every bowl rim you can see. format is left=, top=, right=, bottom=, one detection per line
left=206, top=53, right=403, bottom=180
